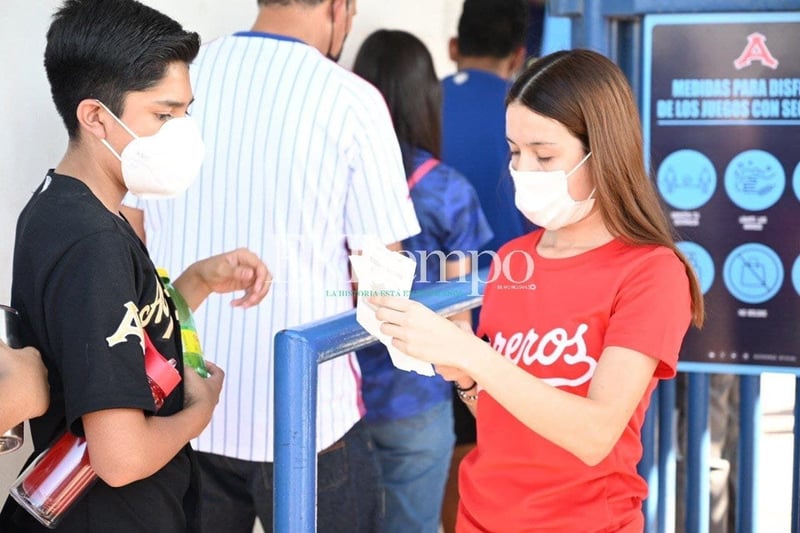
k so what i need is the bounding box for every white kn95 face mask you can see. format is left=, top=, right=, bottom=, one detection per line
left=98, top=100, right=205, bottom=199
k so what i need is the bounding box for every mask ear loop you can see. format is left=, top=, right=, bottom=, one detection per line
left=95, top=100, right=139, bottom=161
left=95, top=100, right=139, bottom=139
left=565, top=151, right=593, bottom=178
left=99, top=138, right=123, bottom=161
left=566, top=152, right=595, bottom=201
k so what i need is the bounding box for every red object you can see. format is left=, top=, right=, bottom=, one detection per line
left=143, top=332, right=181, bottom=405
left=406, top=158, right=439, bottom=194
left=10, top=330, right=182, bottom=528
left=18, top=432, right=94, bottom=525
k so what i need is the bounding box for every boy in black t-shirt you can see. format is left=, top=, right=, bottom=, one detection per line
left=0, top=1, right=271, bottom=531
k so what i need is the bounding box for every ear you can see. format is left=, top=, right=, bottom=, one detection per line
left=330, top=0, right=347, bottom=22
left=75, top=99, right=111, bottom=141
left=507, top=46, right=527, bottom=78
left=448, top=37, right=459, bottom=63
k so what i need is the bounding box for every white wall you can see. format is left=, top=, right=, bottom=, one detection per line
left=0, top=1, right=65, bottom=304
left=0, top=0, right=462, bottom=496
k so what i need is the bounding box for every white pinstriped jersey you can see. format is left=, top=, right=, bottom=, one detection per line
left=126, top=32, right=420, bottom=462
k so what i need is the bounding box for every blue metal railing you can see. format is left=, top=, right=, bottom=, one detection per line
left=638, top=371, right=772, bottom=533
left=273, top=269, right=798, bottom=532
left=273, top=274, right=485, bottom=532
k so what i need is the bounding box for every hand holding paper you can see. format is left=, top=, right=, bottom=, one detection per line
left=350, top=238, right=434, bottom=376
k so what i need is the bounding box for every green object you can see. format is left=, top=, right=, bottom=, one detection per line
left=157, top=268, right=210, bottom=378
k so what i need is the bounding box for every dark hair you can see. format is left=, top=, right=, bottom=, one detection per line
left=352, top=30, right=441, bottom=175
left=507, top=49, right=704, bottom=327
left=257, top=0, right=327, bottom=6
left=45, top=0, right=200, bottom=139
left=457, top=0, right=528, bottom=58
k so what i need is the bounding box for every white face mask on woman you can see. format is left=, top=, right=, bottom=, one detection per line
left=510, top=152, right=594, bottom=230
left=97, top=100, right=205, bottom=199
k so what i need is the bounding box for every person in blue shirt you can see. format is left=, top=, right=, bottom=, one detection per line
left=440, top=1, right=530, bottom=529
left=442, top=0, right=530, bottom=267
left=352, top=29, right=493, bottom=533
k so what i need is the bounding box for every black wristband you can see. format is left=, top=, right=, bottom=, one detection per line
left=454, top=380, right=477, bottom=392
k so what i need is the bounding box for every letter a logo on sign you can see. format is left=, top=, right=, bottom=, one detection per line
left=733, top=32, right=779, bottom=70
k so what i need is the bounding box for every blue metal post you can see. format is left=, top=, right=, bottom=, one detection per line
left=737, top=375, right=760, bottom=533
left=687, top=373, right=710, bottom=533
left=274, top=331, right=318, bottom=533
left=273, top=272, right=487, bottom=530
left=658, top=378, right=677, bottom=533
left=549, top=0, right=609, bottom=55
left=579, top=0, right=609, bottom=54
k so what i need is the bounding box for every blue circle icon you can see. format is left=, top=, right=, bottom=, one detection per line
left=724, top=150, right=785, bottom=211
left=676, top=241, right=715, bottom=294
left=793, top=161, right=800, bottom=202
left=723, top=243, right=784, bottom=304
left=793, top=255, right=800, bottom=296
left=657, top=149, right=716, bottom=210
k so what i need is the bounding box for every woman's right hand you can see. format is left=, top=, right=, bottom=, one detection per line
left=182, top=360, right=224, bottom=432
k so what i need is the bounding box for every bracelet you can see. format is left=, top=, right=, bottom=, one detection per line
left=457, top=388, right=479, bottom=402
left=455, top=380, right=479, bottom=402
left=454, top=380, right=477, bottom=392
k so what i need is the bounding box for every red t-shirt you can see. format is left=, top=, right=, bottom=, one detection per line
left=460, top=230, right=692, bottom=532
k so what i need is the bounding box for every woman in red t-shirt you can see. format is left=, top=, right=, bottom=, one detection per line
left=371, top=49, right=704, bottom=532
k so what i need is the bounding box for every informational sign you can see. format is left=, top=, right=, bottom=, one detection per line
left=643, top=13, right=800, bottom=373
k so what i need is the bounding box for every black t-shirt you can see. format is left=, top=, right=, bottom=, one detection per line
left=1, top=171, right=200, bottom=532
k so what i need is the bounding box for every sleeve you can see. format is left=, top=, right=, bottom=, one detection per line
left=342, top=81, right=421, bottom=251
left=440, top=170, right=494, bottom=255
left=603, top=249, right=693, bottom=379
left=44, top=232, right=157, bottom=435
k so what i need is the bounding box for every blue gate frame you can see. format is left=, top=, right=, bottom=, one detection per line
left=274, top=277, right=484, bottom=532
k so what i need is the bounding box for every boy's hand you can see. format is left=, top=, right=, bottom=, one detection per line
left=176, top=247, right=272, bottom=310
left=183, top=360, right=224, bottom=429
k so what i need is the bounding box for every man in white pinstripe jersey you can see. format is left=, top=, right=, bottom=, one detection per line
left=122, top=0, right=421, bottom=530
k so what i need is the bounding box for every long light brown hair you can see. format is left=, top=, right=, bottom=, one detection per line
left=507, top=49, right=704, bottom=327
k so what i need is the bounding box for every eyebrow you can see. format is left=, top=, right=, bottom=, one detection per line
left=154, top=97, right=195, bottom=108
left=506, top=138, right=557, bottom=146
